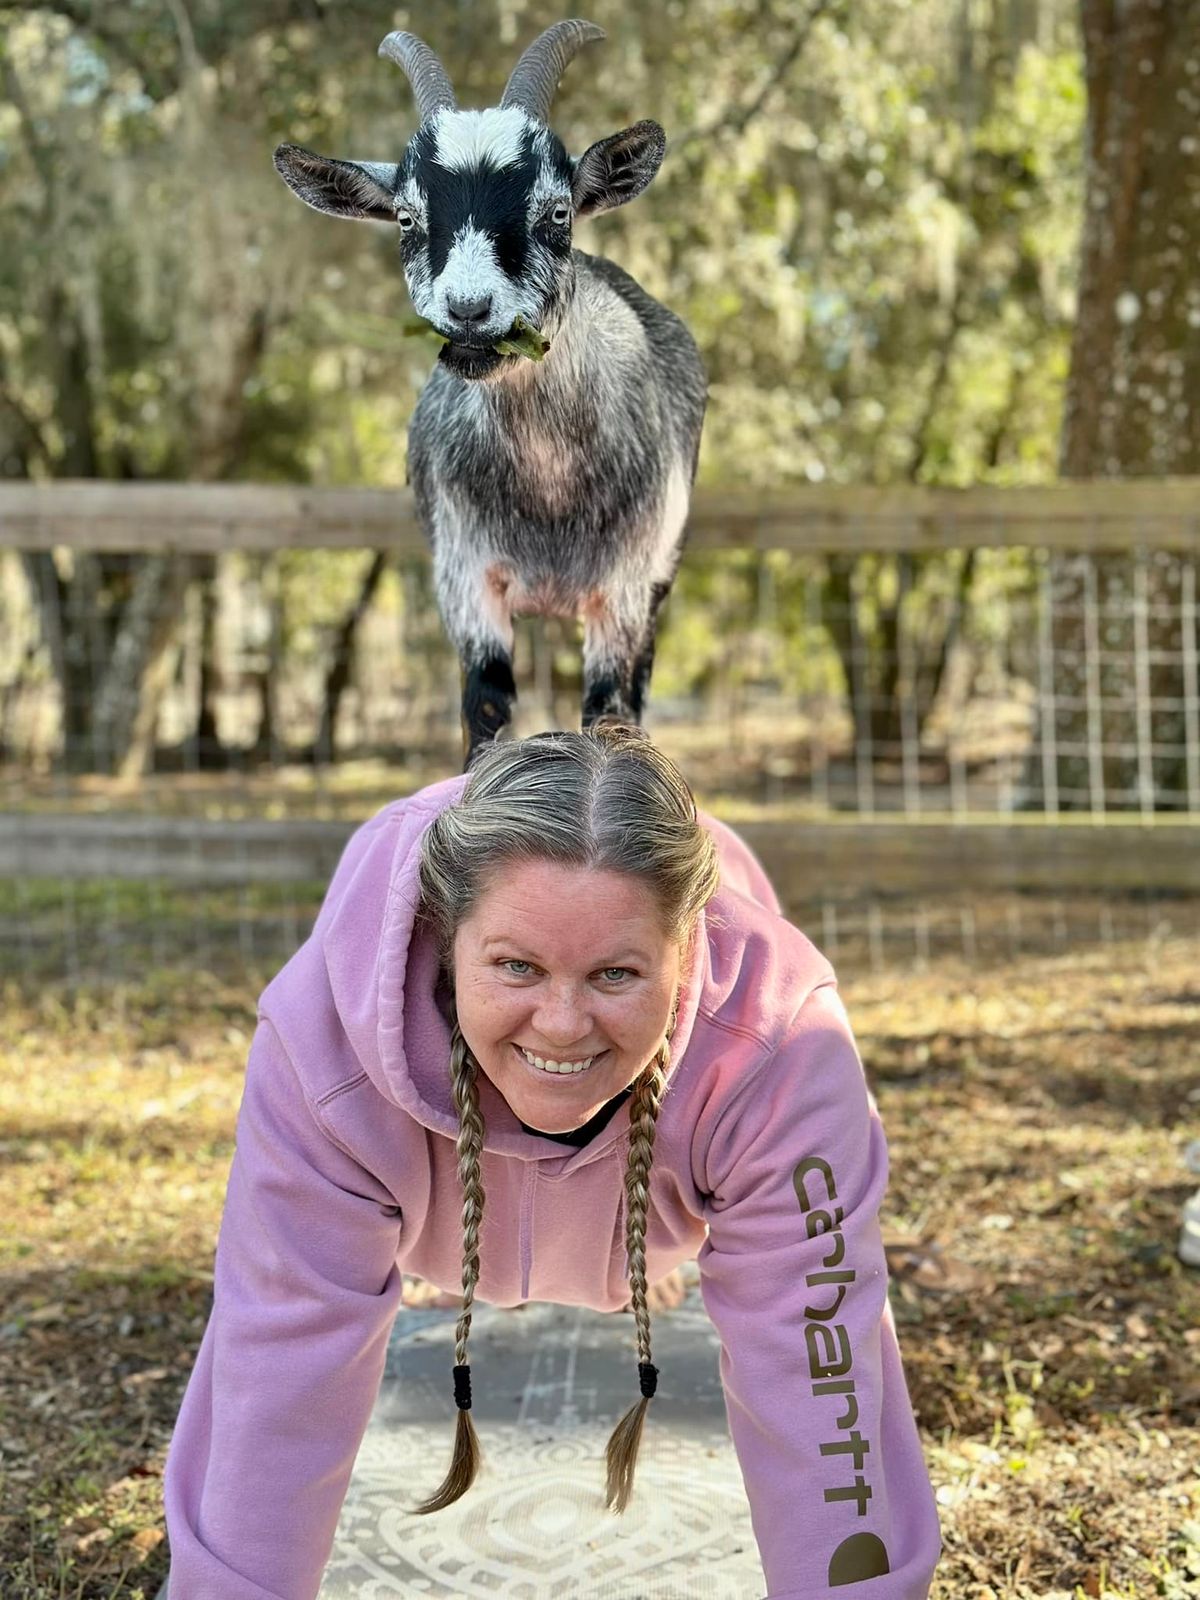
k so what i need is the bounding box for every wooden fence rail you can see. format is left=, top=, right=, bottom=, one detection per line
left=2, top=813, right=1196, bottom=897
left=2, top=479, right=1200, bottom=553
left=3, top=479, right=1200, bottom=905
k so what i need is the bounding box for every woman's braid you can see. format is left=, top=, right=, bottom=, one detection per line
left=603, top=1034, right=669, bottom=1513
left=411, top=1024, right=486, bottom=1514
left=450, top=1024, right=486, bottom=1366
left=624, top=1050, right=666, bottom=1372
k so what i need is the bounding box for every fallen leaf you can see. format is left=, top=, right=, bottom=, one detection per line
left=885, top=1238, right=990, bottom=1294
left=25, top=1303, right=66, bottom=1324
left=122, top=1366, right=170, bottom=1388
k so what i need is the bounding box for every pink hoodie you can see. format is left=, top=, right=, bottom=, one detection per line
left=163, top=776, right=940, bottom=1598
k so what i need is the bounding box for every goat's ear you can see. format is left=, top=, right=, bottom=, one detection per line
left=273, top=143, right=399, bottom=222
left=571, top=120, right=666, bottom=218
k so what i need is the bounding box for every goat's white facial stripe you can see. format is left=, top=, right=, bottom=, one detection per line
left=436, top=225, right=520, bottom=332
left=431, top=107, right=534, bottom=171
left=444, top=226, right=499, bottom=291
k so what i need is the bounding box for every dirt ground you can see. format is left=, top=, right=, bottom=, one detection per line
left=1, top=904, right=1197, bottom=1599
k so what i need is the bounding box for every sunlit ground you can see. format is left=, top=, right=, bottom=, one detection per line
left=1, top=891, right=1198, bottom=1599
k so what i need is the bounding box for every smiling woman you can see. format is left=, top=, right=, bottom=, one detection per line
left=159, top=727, right=941, bottom=1599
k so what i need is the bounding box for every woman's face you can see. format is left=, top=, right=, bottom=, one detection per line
left=452, top=858, right=682, bottom=1134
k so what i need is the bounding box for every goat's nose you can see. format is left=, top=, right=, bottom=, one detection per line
left=446, top=293, right=493, bottom=325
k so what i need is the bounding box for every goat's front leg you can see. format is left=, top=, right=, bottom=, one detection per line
left=580, top=594, right=645, bottom=729
left=589, top=472, right=688, bottom=728
left=461, top=645, right=518, bottom=765
left=628, top=579, right=673, bottom=722
left=435, top=542, right=518, bottom=768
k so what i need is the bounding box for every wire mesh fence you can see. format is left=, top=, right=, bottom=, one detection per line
left=3, top=872, right=1192, bottom=999
left=4, top=526, right=1200, bottom=818
left=2, top=482, right=1198, bottom=986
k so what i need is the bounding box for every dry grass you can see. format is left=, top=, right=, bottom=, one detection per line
left=0, top=900, right=1198, bottom=1598
left=850, top=944, right=1200, bottom=1598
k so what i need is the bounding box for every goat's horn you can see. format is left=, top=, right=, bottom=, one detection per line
left=499, top=19, right=605, bottom=124
left=378, top=31, right=457, bottom=122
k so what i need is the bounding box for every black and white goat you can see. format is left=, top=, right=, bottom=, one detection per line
left=274, top=20, right=705, bottom=761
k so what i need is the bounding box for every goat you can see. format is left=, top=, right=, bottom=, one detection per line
left=273, top=20, right=706, bottom=763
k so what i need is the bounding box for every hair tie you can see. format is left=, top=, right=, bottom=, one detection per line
left=453, top=1363, right=473, bottom=1411
left=637, top=1361, right=658, bottom=1400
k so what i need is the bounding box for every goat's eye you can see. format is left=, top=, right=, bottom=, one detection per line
left=551, top=203, right=571, bottom=226
left=396, top=210, right=416, bottom=232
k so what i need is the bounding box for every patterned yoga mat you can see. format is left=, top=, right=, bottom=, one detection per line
left=319, top=1277, right=763, bottom=1600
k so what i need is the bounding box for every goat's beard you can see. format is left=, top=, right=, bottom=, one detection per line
left=438, top=342, right=510, bottom=381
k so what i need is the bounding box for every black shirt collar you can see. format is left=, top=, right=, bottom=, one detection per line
left=519, top=1084, right=634, bottom=1146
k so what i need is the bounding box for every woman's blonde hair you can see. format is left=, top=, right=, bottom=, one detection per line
left=413, top=725, right=719, bottom=1516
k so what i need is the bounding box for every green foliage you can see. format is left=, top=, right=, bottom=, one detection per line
left=0, top=1, right=1088, bottom=741
left=0, top=0, right=1083, bottom=490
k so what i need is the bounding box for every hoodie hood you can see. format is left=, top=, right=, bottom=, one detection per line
left=310, top=775, right=709, bottom=1167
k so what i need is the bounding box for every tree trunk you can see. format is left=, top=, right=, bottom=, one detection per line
left=823, top=554, right=862, bottom=757
left=121, top=607, right=186, bottom=782
left=1047, top=0, right=1200, bottom=811
left=91, top=553, right=194, bottom=778
left=307, top=552, right=388, bottom=764
left=869, top=560, right=905, bottom=755
left=193, top=560, right=224, bottom=768
left=249, top=557, right=283, bottom=767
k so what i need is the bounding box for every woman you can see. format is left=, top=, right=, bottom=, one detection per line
left=161, top=726, right=940, bottom=1598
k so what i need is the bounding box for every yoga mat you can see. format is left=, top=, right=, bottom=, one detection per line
left=319, top=1272, right=762, bottom=1599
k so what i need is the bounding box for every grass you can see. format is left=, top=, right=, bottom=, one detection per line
left=1, top=896, right=1198, bottom=1598
left=859, top=940, right=1200, bottom=1598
